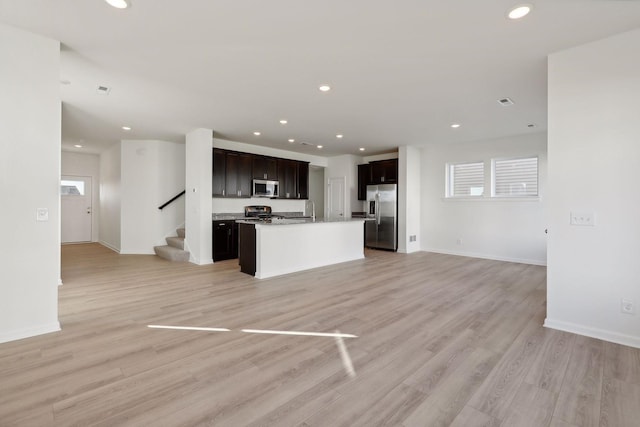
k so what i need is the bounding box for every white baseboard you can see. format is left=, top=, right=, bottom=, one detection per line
left=119, top=249, right=156, bottom=255
left=0, top=321, right=61, bottom=345
left=422, top=247, right=546, bottom=266
left=544, top=318, right=640, bottom=349
left=99, top=241, right=121, bottom=253
left=190, top=257, right=213, bottom=266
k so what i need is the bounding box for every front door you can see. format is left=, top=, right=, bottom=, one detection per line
left=61, top=176, right=92, bottom=243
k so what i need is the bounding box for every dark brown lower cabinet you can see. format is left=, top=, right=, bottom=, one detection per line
left=212, top=220, right=238, bottom=261
left=238, top=223, right=256, bottom=276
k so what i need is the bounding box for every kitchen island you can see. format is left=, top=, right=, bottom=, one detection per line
left=238, top=218, right=365, bottom=279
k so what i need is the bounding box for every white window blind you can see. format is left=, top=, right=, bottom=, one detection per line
left=448, top=162, right=484, bottom=197
left=493, top=157, right=538, bottom=197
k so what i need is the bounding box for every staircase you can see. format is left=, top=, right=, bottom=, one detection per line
left=154, top=228, right=190, bottom=262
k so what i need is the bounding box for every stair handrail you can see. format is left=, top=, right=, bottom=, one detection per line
left=158, top=190, right=186, bottom=210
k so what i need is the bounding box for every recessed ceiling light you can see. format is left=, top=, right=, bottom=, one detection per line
left=336, top=134, right=344, bottom=139
left=74, top=144, right=83, bottom=148
left=498, top=97, right=514, bottom=106
left=105, top=0, right=130, bottom=9
left=253, top=131, right=261, bottom=136
left=450, top=123, right=461, bottom=129
left=279, top=120, right=288, bottom=125
left=508, top=4, right=532, bottom=20
left=317, top=145, right=323, bottom=149
left=527, top=123, right=536, bottom=128
left=319, top=85, right=331, bottom=92
left=359, top=148, right=365, bottom=151
left=288, top=139, right=295, bottom=143
left=122, top=126, right=132, bottom=131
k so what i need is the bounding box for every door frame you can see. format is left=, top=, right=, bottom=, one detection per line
left=327, top=176, right=346, bottom=219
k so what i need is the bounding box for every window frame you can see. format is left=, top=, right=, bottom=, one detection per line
left=445, top=160, right=485, bottom=198
left=491, top=155, right=539, bottom=198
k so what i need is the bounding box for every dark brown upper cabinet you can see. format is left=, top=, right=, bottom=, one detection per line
left=297, top=161, right=309, bottom=200
left=357, top=163, right=370, bottom=200
left=212, top=148, right=227, bottom=197
left=277, top=158, right=298, bottom=199
left=213, top=148, right=310, bottom=199
left=369, top=159, right=398, bottom=184
left=252, top=155, right=278, bottom=180
left=213, top=149, right=252, bottom=198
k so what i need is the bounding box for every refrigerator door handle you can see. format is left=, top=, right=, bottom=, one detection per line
left=376, top=194, right=381, bottom=225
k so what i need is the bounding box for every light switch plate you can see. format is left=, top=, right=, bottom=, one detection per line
left=570, top=212, right=595, bottom=226
left=36, top=207, right=49, bottom=222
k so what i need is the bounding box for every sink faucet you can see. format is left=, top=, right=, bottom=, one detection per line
left=307, top=200, right=316, bottom=221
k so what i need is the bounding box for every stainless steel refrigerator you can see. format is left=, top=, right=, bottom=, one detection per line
left=365, top=184, right=397, bottom=251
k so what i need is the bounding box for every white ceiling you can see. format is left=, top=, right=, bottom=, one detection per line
left=2, top=0, right=640, bottom=156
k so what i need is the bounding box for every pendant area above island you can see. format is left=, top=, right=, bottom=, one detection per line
left=238, top=218, right=365, bottom=279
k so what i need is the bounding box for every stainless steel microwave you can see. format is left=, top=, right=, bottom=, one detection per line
left=252, top=179, right=279, bottom=197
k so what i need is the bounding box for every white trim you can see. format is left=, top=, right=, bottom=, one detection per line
left=442, top=196, right=541, bottom=202
left=423, top=248, right=546, bottom=266
left=544, top=318, right=640, bottom=349
left=119, top=249, right=156, bottom=255
left=0, top=322, right=61, bottom=344
left=189, top=257, right=213, bottom=266
left=58, top=278, right=63, bottom=286
left=99, top=240, right=121, bottom=253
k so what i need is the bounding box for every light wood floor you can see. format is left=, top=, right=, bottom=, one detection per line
left=1, top=244, right=639, bottom=426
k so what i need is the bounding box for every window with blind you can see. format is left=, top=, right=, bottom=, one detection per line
left=492, top=157, right=538, bottom=197
left=447, top=161, right=484, bottom=197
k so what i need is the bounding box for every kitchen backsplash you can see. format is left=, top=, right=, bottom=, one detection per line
left=212, top=197, right=306, bottom=215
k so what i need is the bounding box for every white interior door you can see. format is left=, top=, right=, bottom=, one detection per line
left=61, top=176, right=92, bottom=243
left=328, top=176, right=346, bottom=219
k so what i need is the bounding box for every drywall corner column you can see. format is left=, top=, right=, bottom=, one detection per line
left=0, top=24, right=61, bottom=343
left=186, top=129, right=213, bottom=265
left=546, top=28, right=640, bottom=348
left=398, top=146, right=421, bottom=253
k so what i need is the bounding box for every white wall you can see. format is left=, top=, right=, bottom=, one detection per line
left=212, top=198, right=306, bottom=215
left=0, top=24, right=61, bottom=343
left=99, top=143, right=121, bottom=252
left=398, top=146, right=421, bottom=253
left=309, top=167, right=325, bottom=219
left=546, top=28, right=640, bottom=348
left=186, top=129, right=213, bottom=265
left=62, top=151, right=100, bottom=242
left=120, top=140, right=185, bottom=254
left=421, top=132, right=547, bottom=265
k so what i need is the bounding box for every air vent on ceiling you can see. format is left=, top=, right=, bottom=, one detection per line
left=498, top=97, right=514, bottom=106
left=96, top=85, right=111, bottom=95
left=300, top=141, right=314, bottom=146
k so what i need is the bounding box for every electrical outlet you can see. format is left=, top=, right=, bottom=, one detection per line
left=570, top=212, right=595, bottom=226
left=456, top=238, right=462, bottom=245
left=621, top=299, right=635, bottom=315
left=409, top=235, right=417, bottom=242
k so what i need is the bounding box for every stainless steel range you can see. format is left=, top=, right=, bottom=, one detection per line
left=243, top=205, right=283, bottom=223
